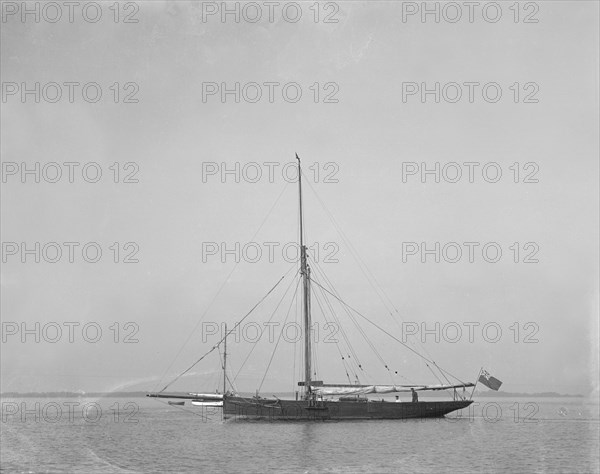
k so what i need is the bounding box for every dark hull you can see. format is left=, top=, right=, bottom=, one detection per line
left=223, top=396, right=472, bottom=421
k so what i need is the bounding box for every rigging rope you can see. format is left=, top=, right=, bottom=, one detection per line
left=310, top=260, right=365, bottom=370
left=158, top=271, right=292, bottom=393
left=310, top=282, right=355, bottom=384
left=310, top=279, right=470, bottom=385
left=302, top=175, right=454, bottom=387
left=233, top=271, right=301, bottom=383
left=153, top=182, right=291, bottom=392
left=257, top=276, right=302, bottom=393
left=311, top=263, right=408, bottom=386
left=217, top=348, right=238, bottom=394
left=311, top=260, right=389, bottom=378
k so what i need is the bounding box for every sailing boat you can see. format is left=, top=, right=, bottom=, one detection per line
left=149, top=154, right=475, bottom=420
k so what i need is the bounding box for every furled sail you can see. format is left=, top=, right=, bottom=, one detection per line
left=311, top=382, right=474, bottom=396
left=188, top=393, right=224, bottom=400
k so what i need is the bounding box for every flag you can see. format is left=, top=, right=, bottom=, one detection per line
left=478, top=369, right=502, bottom=391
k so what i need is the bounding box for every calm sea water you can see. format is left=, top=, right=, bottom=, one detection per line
left=1, top=396, right=598, bottom=473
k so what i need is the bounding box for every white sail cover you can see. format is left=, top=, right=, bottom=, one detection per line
left=187, top=393, right=223, bottom=400
left=311, top=383, right=474, bottom=396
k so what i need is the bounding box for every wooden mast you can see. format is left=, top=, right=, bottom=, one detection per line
left=223, top=323, right=227, bottom=395
left=297, top=154, right=312, bottom=399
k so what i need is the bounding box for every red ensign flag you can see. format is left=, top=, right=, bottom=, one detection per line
left=478, top=369, right=503, bottom=391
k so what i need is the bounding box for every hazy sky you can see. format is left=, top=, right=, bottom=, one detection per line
left=1, top=1, right=598, bottom=397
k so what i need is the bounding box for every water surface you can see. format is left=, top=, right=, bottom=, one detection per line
left=1, top=397, right=598, bottom=473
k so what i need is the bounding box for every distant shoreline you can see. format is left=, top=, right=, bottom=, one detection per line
left=0, top=391, right=586, bottom=398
